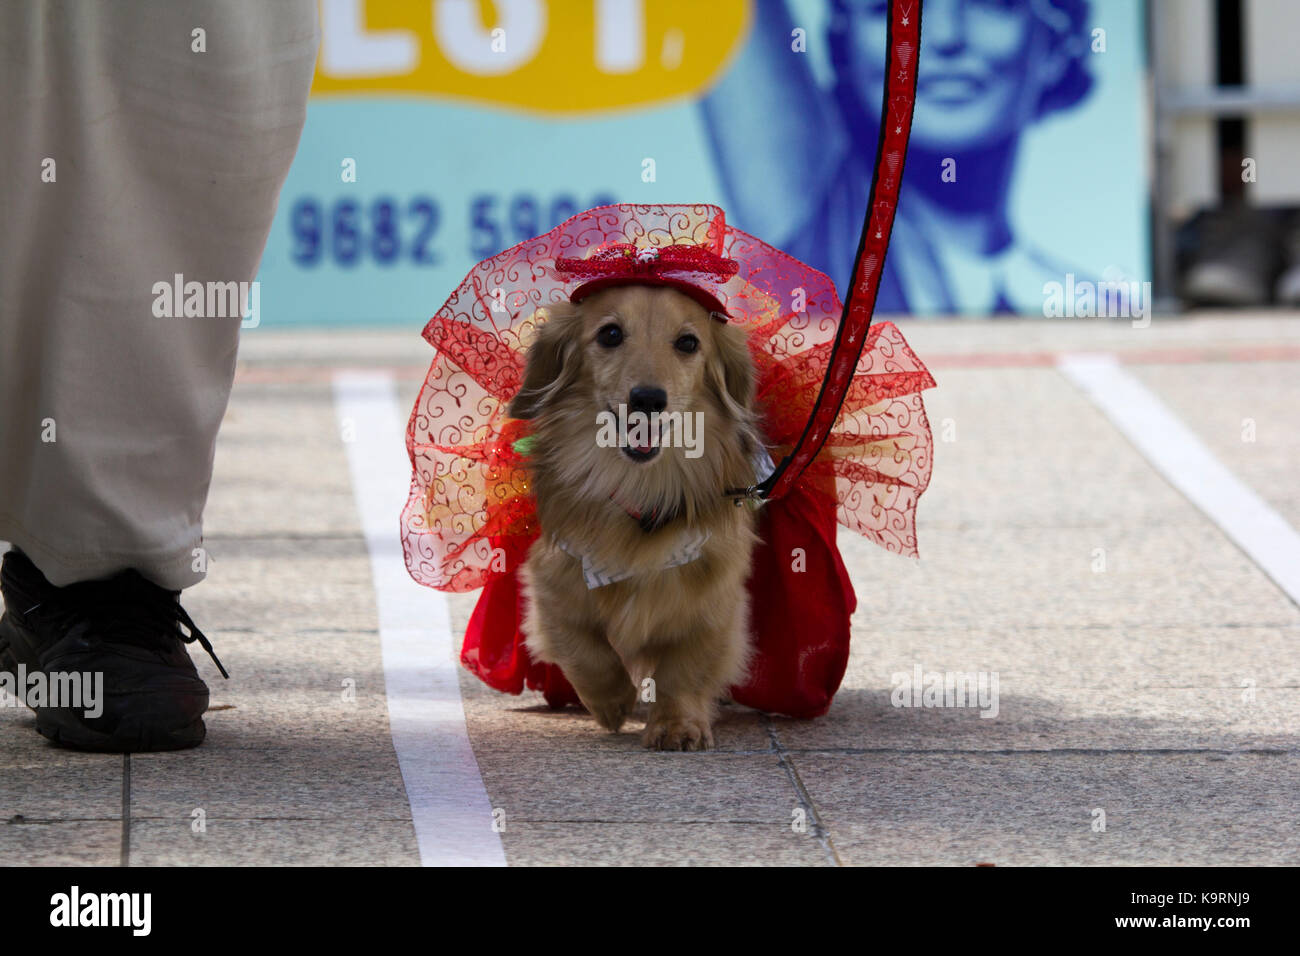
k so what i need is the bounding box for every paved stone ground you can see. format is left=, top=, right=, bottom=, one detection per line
left=3, top=314, right=1299, bottom=865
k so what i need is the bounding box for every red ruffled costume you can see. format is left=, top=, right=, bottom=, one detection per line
left=402, top=204, right=935, bottom=718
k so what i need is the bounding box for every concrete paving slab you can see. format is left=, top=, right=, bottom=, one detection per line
left=127, top=745, right=415, bottom=823
left=129, top=819, right=419, bottom=866
left=199, top=686, right=396, bottom=752
left=183, top=535, right=380, bottom=636
left=919, top=368, right=1213, bottom=530
left=0, top=722, right=121, bottom=824
left=773, top=684, right=1299, bottom=753
left=794, top=751, right=1300, bottom=865
left=207, top=385, right=361, bottom=539
left=174, top=619, right=395, bottom=752
left=474, top=751, right=802, bottom=825
left=838, top=624, right=1300, bottom=689
left=498, top=821, right=832, bottom=866
left=0, top=727, right=122, bottom=865
left=0, top=821, right=123, bottom=867
left=840, top=521, right=1300, bottom=632
left=1130, top=361, right=1300, bottom=530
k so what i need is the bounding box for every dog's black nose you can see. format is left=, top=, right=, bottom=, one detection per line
left=628, top=386, right=667, bottom=414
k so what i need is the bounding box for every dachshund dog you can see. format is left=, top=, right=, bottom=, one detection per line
left=509, top=284, right=762, bottom=750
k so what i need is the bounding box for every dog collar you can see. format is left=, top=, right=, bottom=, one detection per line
left=608, top=489, right=679, bottom=534
left=555, top=529, right=712, bottom=590
left=612, top=447, right=777, bottom=531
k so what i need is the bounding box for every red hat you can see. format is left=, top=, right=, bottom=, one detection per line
left=554, top=241, right=739, bottom=319
left=480, top=204, right=768, bottom=324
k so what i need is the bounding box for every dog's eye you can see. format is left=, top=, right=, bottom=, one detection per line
left=596, top=324, right=623, bottom=348
left=674, top=334, right=699, bottom=354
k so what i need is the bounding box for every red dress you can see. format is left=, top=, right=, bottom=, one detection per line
left=401, top=204, right=935, bottom=718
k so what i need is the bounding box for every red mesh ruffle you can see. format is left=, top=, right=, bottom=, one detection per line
left=401, top=203, right=935, bottom=597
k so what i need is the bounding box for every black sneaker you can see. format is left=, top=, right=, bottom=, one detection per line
left=0, top=549, right=227, bottom=752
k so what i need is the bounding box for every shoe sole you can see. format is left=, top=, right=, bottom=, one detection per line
left=0, top=613, right=207, bottom=753
left=35, top=709, right=206, bottom=752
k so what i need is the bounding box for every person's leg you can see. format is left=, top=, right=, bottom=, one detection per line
left=0, top=1, right=318, bottom=750
left=0, top=0, right=318, bottom=587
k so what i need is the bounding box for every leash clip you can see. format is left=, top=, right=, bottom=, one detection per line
left=727, top=485, right=765, bottom=507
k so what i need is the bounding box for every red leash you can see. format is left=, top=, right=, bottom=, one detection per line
left=749, top=0, right=922, bottom=502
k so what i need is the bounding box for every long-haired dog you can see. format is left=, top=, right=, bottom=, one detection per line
left=508, top=284, right=761, bottom=750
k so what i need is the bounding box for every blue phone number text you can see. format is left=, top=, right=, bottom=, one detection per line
left=288, top=193, right=618, bottom=267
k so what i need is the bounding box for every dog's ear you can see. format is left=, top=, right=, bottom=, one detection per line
left=706, top=321, right=756, bottom=422
left=508, top=306, right=582, bottom=419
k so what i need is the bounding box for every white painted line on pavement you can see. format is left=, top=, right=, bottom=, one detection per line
left=333, top=370, right=506, bottom=866
left=1059, top=353, right=1300, bottom=607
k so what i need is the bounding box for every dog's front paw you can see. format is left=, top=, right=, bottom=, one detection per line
left=582, top=686, right=637, bottom=734
left=642, top=714, right=713, bottom=752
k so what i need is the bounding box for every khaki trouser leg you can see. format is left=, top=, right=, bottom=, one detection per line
left=0, top=1, right=318, bottom=588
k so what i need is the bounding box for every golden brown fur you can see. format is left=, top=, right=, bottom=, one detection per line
left=508, top=285, right=761, bottom=750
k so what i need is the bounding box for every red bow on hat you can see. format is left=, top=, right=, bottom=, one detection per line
left=554, top=241, right=740, bottom=319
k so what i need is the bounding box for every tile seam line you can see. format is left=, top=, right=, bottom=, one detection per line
left=764, top=717, right=842, bottom=866
left=119, top=753, right=130, bottom=867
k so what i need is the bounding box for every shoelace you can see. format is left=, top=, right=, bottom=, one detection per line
left=24, top=570, right=229, bottom=680
left=169, top=598, right=229, bottom=680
